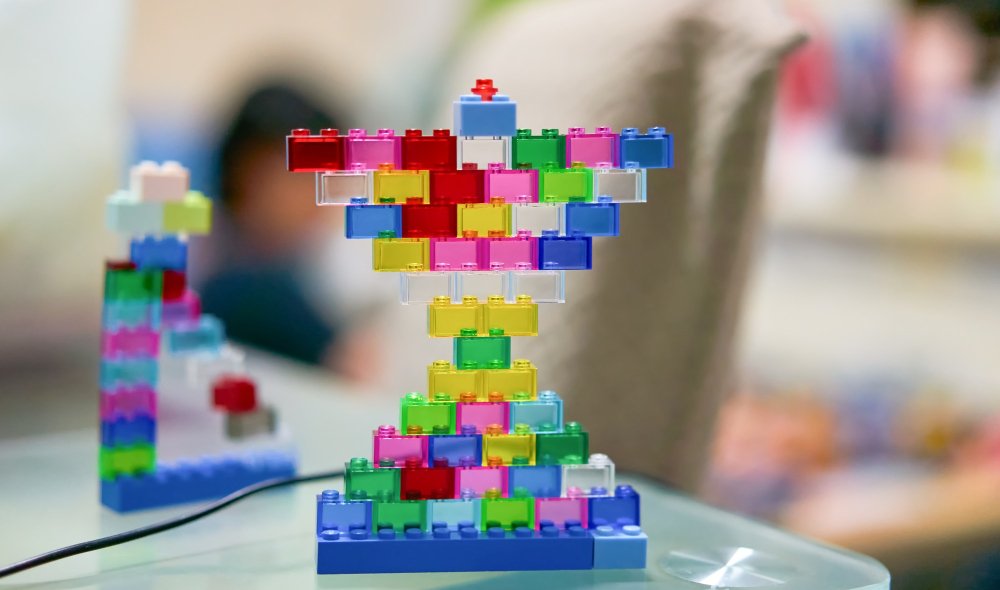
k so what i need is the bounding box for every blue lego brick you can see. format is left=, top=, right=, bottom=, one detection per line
left=592, top=525, right=647, bottom=569
left=129, top=235, right=188, bottom=271
left=537, top=235, right=592, bottom=270
left=101, top=414, right=156, bottom=446
left=428, top=433, right=482, bottom=467
left=509, top=391, right=563, bottom=433
left=165, top=315, right=224, bottom=354
left=453, top=95, right=517, bottom=137
left=99, top=357, right=158, bottom=390
left=316, top=490, right=372, bottom=535
left=588, top=484, right=640, bottom=528
left=345, top=203, right=403, bottom=239
left=316, top=525, right=593, bottom=574
left=102, top=300, right=161, bottom=330
left=507, top=465, right=561, bottom=497
left=620, top=127, right=673, bottom=169
left=427, top=499, right=480, bottom=528
left=100, top=450, right=296, bottom=512
left=564, top=201, right=620, bottom=237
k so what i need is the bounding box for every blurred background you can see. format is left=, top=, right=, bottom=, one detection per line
left=1, top=0, right=999, bottom=588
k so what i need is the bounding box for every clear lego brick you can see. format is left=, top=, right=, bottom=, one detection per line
left=458, top=137, right=510, bottom=170
left=593, top=164, right=646, bottom=204
left=399, top=272, right=454, bottom=304
left=457, top=271, right=507, bottom=302
left=509, top=270, right=565, bottom=303
left=513, top=203, right=562, bottom=236
left=317, top=167, right=371, bottom=206
left=561, top=453, right=615, bottom=496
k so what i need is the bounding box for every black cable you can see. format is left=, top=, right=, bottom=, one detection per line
left=0, top=469, right=344, bottom=580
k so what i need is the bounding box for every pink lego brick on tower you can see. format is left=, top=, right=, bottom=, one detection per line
left=430, top=237, right=479, bottom=271
left=484, top=163, right=538, bottom=203
left=345, top=129, right=402, bottom=170
left=161, top=290, right=201, bottom=327
left=535, top=497, right=588, bottom=530
left=101, top=326, right=160, bottom=357
left=100, top=385, right=157, bottom=420
left=565, top=127, right=620, bottom=167
left=129, top=161, right=190, bottom=202
left=479, top=232, right=537, bottom=271
left=373, top=425, right=428, bottom=467
left=455, top=465, right=508, bottom=497
left=456, top=399, right=509, bottom=433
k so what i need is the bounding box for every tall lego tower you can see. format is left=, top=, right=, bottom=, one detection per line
left=287, top=79, right=672, bottom=574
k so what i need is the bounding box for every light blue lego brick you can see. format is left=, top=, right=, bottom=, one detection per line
left=509, top=391, right=563, bottom=433
left=564, top=201, right=620, bottom=237
left=345, top=203, right=402, bottom=239
left=507, top=465, right=561, bottom=497
left=537, top=234, right=592, bottom=270
left=102, top=300, right=161, bottom=330
left=165, top=315, right=224, bottom=354
left=620, top=127, right=673, bottom=169
left=99, top=357, right=158, bottom=390
left=130, top=235, right=188, bottom=271
left=592, top=525, right=647, bottom=569
left=100, top=450, right=296, bottom=512
left=100, top=415, right=156, bottom=446
left=316, top=490, right=372, bottom=535
left=427, top=499, right=480, bottom=528
left=588, top=484, right=640, bottom=528
left=106, top=190, right=165, bottom=235
left=316, top=524, right=593, bottom=574
left=453, top=94, right=517, bottom=137
left=427, top=432, right=482, bottom=467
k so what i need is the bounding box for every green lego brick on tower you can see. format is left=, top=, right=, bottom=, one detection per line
left=453, top=330, right=512, bottom=369
left=345, top=458, right=400, bottom=500
left=104, top=267, right=163, bottom=301
left=99, top=444, right=155, bottom=480
left=374, top=500, right=427, bottom=532
left=163, top=191, right=212, bottom=234
left=539, top=165, right=594, bottom=203
left=512, top=129, right=565, bottom=170
left=400, top=392, right=456, bottom=434
left=535, top=422, right=589, bottom=465
left=481, top=493, right=535, bottom=531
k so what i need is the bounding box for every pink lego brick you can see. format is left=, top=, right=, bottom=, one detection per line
left=373, top=425, right=428, bottom=467
left=161, top=290, right=201, bottom=327
left=455, top=465, right=508, bottom=497
left=479, top=233, right=537, bottom=271
left=101, top=326, right=160, bottom=357
left=345, top=129, right=402, bottom=171
left=100, top=385, right=157, bottom=420
left=565, top=127, right=619, bottom=167
left=535, top=496, right=588, bottom=529
left=430, top=237, right=479, bottom=271
left=484, top=163, right=538, bottom=204
left=456, top=400, right=509, bottom=434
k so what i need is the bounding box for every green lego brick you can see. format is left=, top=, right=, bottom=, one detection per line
left=535, top=422, right=589, bottom=465
left=345, top=458, right=400, bottom=500
left=539, top=164, right=593, bottom=203
left=512, top=129, right=565, bottom=170
left=99, top=444, right=155, bottom=480
left=400, top=392, right=456, bottom=435
left=374, top=500, right=427, bottom=532
left=453, top=329, right=511, bottom=370
left=481, top=489, right=534, bottom=531
left=104, top=264, right=162, bottom=301
left=163, top=191, right=212, bottom=234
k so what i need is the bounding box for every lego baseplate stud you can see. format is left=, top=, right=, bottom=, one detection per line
left=286, top=78, right=673, bottom=574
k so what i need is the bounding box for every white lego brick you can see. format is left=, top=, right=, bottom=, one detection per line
left=561, top=453, right=615, bottom=495
left=456, top=271, right=507, bottom=302
left=593, top=166, right=646, bottom=204
left=130, top=160, right=190, bottom=202
left=106, top=190, right=165, bottom=235
left=509, top=270, right=565, bottom=303
left=458, top=137, right=509, bottom=170
left=318, top=168, right=372, bottom=206
left=513, top=203, right=562, bottom=236
left=399, top=272, right=453, bottom=304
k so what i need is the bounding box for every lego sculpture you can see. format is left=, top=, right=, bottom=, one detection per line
left=287, top=79, right=672, bottom=573
left=101, top=163, right=296, bottom=512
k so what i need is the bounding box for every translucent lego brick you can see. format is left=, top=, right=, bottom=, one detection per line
left=130, top=235, right=187, bottom=271
left=593, top=164, right=647, bottom=204
left=427, top=360, right=480, bottom=400
left=484, top=163, right=538, bottom=203
left=99, top=358, right=158, bottom=390
left=458, top=137, right=510, bottom=170
left=509, top=390, right=563, bottom=432
left=401, top=201, right=457, bottom=238
left=535, top=497, right=587, bottom=530
left=100, top=385, right=156, bottom=421
left=317, top=490, right=372, bottom=534
left=480, top=489, right=534, bottom=530
left=102, top=326, right=159, bottom=357
left=453, top=81, right=517, bottom=137
left=509, top=270, right=565, bottom=303
left=483, top=426, right=535, bottom=466
left=456, top=466, right=507, bottom=497
left=400, top=273, right=453, bottom=304
left=106, top=190, right=164, bottom=235
left=564, top=199, right=620, bottom=236
left=457, top=201, right=511, bottom=238
left=345, top=458, right=401, bottom=500
left=479, top=235, right=537, bottom=271
left=482, top=360, right=538, bottom=401
left=539, top=163, right=593, bottom=203
left=103, top=300, right=161, bottom=330
left=345, top=128, right=401, bottom=170
left=457, top=271, right=507, bottom=301
left=483, top=296, right=538, bottom=336
left=561, top=453, right=615, bottom=496
left=129, top=160, right=190, bottom=202
left=535, top=422, right=589, bottom=465
left=508, top=465, right=561, bottom=498
left=161, top=269, right=186, bottom=302
left=456, top=396, right=509, bottom=433
left=161, top=290, right=200, bottom=327
left=165, top=315, right=224, bottom=355
left=401, top=128, right=457, bottom=171
left=512, top=128, right=565, bottom=170
left=104, top=262, right=162, bottom=301
left=428, top=296, right=481, bottom=337
left=98, top=444, right=155, bottom=480
left=512, top=203, right=563, bottom=237
left=373, top=499, right=427, bottom=532
left=374, top=425, right=428, bottom=467
left=400, top=392, right=457, bottom=435
left=318, top=166, right=371, bottom=205
left=400, top=465, right=456, bottom=500
left=620, top=127, right=673, bottom=169
left=163, top=191, right=212, bottom=234
left=427, top=497, right=480, bottom=528
left=345, top=203, right=402, bottom=239
left=430, top=238, right=479, bottom=271
left=286, top=128, right=346, bottom=172
left=429, top=166, right=485, bottom=205
left=453, top=331, right=511, bottom=370
left=565, top=127, right=619, bottom=167
left=373, top=165, right=429, bottom=204
left=428, top=429, right=483, bottom=467
left=537, top=233, right=592, bottom=270
left=372, top=238, right=429, bottom=272
left=588, top=484, right=641, bottom=528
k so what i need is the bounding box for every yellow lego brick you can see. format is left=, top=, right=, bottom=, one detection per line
left=163, top=191, right=212, bottom=234
left=484, top=425, right=535, bottom=465
left=481, top=359, right=537, bottom=401
left=373, top=238, right=429, bottom=272
left=427, top=360, right=482, bottom=399
left=373, top=166, right=429, bottom=204
left=457, top=201, right=511, bottom=237
left=428, top=296, right=482, bottom=337
left=483, top=295, right=538, bottom=336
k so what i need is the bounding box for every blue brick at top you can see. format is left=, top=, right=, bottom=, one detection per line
left=345, top=204, right=402, bottom=239
left=454, top=95, right=517, bottom=137
left=620, top=127, right=673, bottom=169
left=130, top=236, right=188, bottom=271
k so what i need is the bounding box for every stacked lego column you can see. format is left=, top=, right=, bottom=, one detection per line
left=286, top=79, right=672, bottom=574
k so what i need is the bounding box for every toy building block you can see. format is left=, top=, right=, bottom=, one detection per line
left=161, top=270, right=186, bottom=301
left=453, top=330, right=511, bottom=369
left=129, top=161, right=190, bottom=202
left=427, top=497, right=480, bottom=528
left=400, top=392, right=456, bottom=435
left=588, top=485, right=640, bottom=528
left=400, top=464, right=456, bottom=500
left=479, top=234, right=537, bottom=270
left=620, top=127, right=673, bottom=169
left=562, top=454, right=616, bottom=496
left=481, top=360, right=537, bottom=401
left=165, top=315, right=224, bottom=354
left=453, top=79, right=517, bottom=137
left=401, top=129, right=457, bottom=171
left=345, top=457, right=400, bottom=500
left=161, top=291, right=200, bottom=326
left=539, top=162, right=593, bottom=203
left=107, top=190, right=165, bottom=235
left=565, top=127, right=620, bottom=167
left=510, top=390, right=563, bottom=432
left=130, top=235, right=187, bottom=271
left=538, top=233, right=592, bottom=270
left=456, top=270, right=507, bottom=301
left=428, top=166, right=486, bottom=205
left=457, top=201, right=511, bottom=237
left=345, top=128, right=401, bottom=170
left=286, top=128, right=346, bottom=172
left=99, top=443, right=155, bottom=480
left=536, top=497, right=587, bottom=530
left=428, top=296, right=481, bottom=337
left=458, top=137, right=510, bottom=170
left=373, top=165, right=429, bottom=204
left=99, top=358, right=158, bottom=390
left=224, top=406, right=277, bottom=439
left=481, top=488, right=534, bottom=530
left=399, top=271, right=453, bottom=304
left=483, top=425, right=535, bottom=465
left=457, top=393, right=508, bottom=432
left=345, top=202, right=402, bottom=239
left=484, top=163, right=538, bottom=203
left=104, top=262, right=162, bottom=301
left=373, top=499, right=427, bottom=532
left=211, top=375, right=257, bottom=413
left=512, top=129, right=565, bottom=170
left=374, top=425, right=429, bottom=467
left=536, top=422, right=589, bottom=465
left=101, top=450, right=296, bottom=512
left=100, top=385, right=156, bottom=421
left=162, top=191, right=212, bottom=234
left=428, top=427, right=483, bottom=467
left=318, top=166, right=371, bottom=206
left=593, top=164, right=647, bottom=204
left=455, top=464, right=508, bottom=496
left=401, top=201, right=457, bottom=238
left=564, top=200, right=620, bottom=237
left=372, top=237, right=429, bottom=272
left=430, top=237, right=479, bottom=271
left=507, top=465, right=561, bottom=498
left=427, top=360, right=481, bottom=400
left=513, top=202, right=562, bottom=237
left=317, top=490, right=372, bottom=534
left=483, top=295, right=538, bottom=336
left=102, top=299, right=161, bottom=330
left=101, top=415, right=156, bottom=446
left=509, top=270, right=565, bottom=303
left=101, top=325, right=160, bottom=357
left=592, top=524, right=647, bottom=569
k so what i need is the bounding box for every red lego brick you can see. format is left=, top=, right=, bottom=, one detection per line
left=400, top=461, right=456, bottom=500
left=212, top=375, right=258, bottom=414
left=429, top=166, right=486, bottom=205
left=162, top=270, right=186, bottom=301
left=401, top=200, right=458, bottom=238
left=401, top=129, right=457, bottom=171
left=286, top=129, right=346, bottom=172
